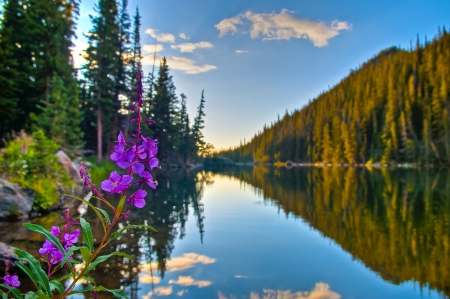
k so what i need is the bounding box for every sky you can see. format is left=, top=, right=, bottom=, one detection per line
left=74, top=0, right=450, bottom=150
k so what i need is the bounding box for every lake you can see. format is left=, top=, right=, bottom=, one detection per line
left=4, top=166, right=450, bottom=299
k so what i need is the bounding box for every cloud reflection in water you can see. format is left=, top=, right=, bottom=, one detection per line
left=219, top=283, right=340, bottom=299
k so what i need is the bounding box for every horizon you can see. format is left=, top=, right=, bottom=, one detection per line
left=74, top=0, right=450, bottom=150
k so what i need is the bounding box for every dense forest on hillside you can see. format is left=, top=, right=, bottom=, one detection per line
left=0, top=0, right=210, bottom=164
left=220, top=167, right=450, bottom=297
left=219, top=30, right=450, bottom=165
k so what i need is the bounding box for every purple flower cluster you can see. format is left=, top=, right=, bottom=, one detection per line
left=79, top=69, right=159, bottom=210
left=97, top=69, right=159, bottom=209
left=39, top=226, right=80, bottom=265
left=1, top=260, right=20, bottom=288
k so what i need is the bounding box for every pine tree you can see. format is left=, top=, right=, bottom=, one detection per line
left=178, top=93, right=195, bottom=164
left=83, top=0, right=120, bottom=162
left=192, top=90, right=206, bottom=156
left=152, top=57, right=179, bottom=162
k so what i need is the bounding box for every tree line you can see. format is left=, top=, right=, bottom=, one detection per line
left=218, top=30, right=450, bottom=165
left=0, top=0, right=209, bottom=164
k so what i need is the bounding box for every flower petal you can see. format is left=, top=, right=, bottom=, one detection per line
left=101, top=180, right=114, bottom=192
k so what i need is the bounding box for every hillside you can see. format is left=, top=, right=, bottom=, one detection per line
left=219, top=30, right=450, bottom=165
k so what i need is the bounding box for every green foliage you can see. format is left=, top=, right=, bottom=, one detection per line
left=0, top=131, right=73, bottom=209
left=0, top=0, right=81, bottom=145
left=219, top=31, right=450, bottom=165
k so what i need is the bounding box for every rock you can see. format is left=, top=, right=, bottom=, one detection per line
left=0, top=242, right=19, bottom=269
left=0, top=179, right=35, bottom=220
left=56, top=150, right=82, bottom=185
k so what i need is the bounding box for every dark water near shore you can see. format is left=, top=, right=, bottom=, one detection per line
left=4, top=167, right=450, bottom=299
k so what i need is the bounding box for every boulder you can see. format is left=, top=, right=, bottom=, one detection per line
left=0, top=179, right=35, bottom=220
left=0, top=243, right=19, bottom=269
left=56, top=150, right=82, bottom=185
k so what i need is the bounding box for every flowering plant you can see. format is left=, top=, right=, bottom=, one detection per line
left=1, top=69, right=159, bottom=299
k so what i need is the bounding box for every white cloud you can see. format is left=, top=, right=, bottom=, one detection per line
left=235, top=275, right=248, bottom=278
left=169, top=276, right=212, bottom=288
left=139, top=274, right=161, bottom=284
left=171, top=42, right=213, bottom=53
left=167, top=57, right=217, bottom=74
left=142, top=44, right=164, bottom=54
left=142, top=286, right=173, bottom=299
left=253, top=283, right=340, bottom=299
left=215, top=15, right=243, bottom=37
left=180, top=33, right=189, bottom=40
left=145, top=28, right=176, bottom=43
left=177, top=290, right=188, bottom=296
left=215, top=9, right=351, bottom=47
left=141, top=253, right=216, bottom=272
left=235, top=50, right=248, bottom=54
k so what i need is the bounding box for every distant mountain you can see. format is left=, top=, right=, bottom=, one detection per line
left=219, top=29, right=450, bottom=165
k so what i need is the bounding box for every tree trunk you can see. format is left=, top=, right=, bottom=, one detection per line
left=97, top=106, right=103, bottom=164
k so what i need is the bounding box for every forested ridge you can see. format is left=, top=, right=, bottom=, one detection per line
left=0, top=0, right=210, bottom=164
left=219, top=30, right=450, bottom=165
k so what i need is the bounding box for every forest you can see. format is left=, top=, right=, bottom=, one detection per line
left=218, top=30, right=450, bottom=166
left=0, top=0, right=210, bottom=165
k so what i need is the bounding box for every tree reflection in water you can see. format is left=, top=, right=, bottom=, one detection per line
left=218, top=166, right=450, bottom=299
left=85, top=169, right=212, bottom=299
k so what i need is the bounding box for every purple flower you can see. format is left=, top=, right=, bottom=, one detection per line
left=101, top=171, right=133, bottom=194
left=79, top=163, right=91, bottom=186
left=131, top=161, right=145, bottom=174
left=39, top=240, right=56, bottom=255
left=140, top=171, right=157, bottom=189
left=48, top=250, right=64, bottom=265
left=127, top=189, right=147, bottom=208
left=63, top=229, right=80, bottom=248
left=149, top=157, right=159, bottom=170
left=4, top=274, right=20, bottom=287
left=51, top=226, right=60, bottom=237
left=19, top=145, right=27, bottom=153
left=142, top=137, right=158, bottom=157
left=111, top=132, right=134, bottom=166
left=132, top=144, right=147, bottom=160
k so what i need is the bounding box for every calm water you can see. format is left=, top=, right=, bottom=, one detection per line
left=4, top=167, right=450, bottom=299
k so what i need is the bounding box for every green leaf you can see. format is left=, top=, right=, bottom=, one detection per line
left=80, top=218, right=94, bottom=252
left=56, top=273, right=73, bottom=282
left=93, top=286, right=128, bottom=299
left=96, top=207, right=111, bottom=225
left=2, top=291, right=7, bottom=299
left=110, top=225, right=157, bottom=242
left=66, top=195, right=107, bottom=232
left=0, top=284, right=22, bottom=299
left=49, top=280, right=64, bottom=294
left=24, top=293, right=37, bottom=299
left=71, top=286, right=128, bottom=299
left=85, top=252, right=132, bottom=274
left=60, top=245, right=79, bottom=270
left=79, top=246, right=91, bottom=264
left=115, top=196, right=127, bottom=219
left=23, top=224, right=65, bottom=254
left=14, top=249, right=51, bottom=295
left=16, top=262, right=38, bottom=290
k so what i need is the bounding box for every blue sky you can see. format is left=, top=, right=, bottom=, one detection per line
left=74, top=0, right=450, bottom=149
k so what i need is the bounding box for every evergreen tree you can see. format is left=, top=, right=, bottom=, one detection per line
left=82, top=0, right=120, bottom=162
left=178, top=93, right=195, bottom=164
left=152, top=57, right=179, bottom=162
left=192, top=90, right=206, bottom=156
left=0, top=0, right=81, bottom=145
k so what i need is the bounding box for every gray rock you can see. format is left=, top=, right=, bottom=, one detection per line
left=0, top=243, right=18, bottom=268
left=0, top=179, right=35, bottom=220
left=56, top=150, right=82, bottom=185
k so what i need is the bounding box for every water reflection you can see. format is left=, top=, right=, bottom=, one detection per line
left=84, top=169, right=212, bottom=299
left=219, top=167, right=450, bottom=298
left=218, top=283, right=341, bottom=299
